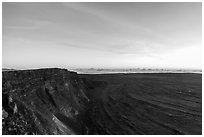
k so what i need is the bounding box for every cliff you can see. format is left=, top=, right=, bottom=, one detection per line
left=2, top=68, right=202, bottom=135
left=2, top=68, right=90, bottom=135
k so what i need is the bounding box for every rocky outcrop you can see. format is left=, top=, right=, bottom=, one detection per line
left=2, top=68, right=90, bottom=135
left=3, top=69, right=201, bottom=135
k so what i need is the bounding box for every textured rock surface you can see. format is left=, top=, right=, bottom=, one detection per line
left=2, top=68, right=89, bottom=135
left=2, top=68, right=202, bottom=135
left=80, top=73, right=202, bottom=135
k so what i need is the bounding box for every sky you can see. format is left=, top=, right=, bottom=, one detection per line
left=2, top=2, right=202, bottom=70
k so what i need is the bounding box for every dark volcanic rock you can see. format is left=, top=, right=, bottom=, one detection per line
left=2, top=68, right=202, bottom=135
left=80, top=73, right=202, bottom=135
left=2, top=68, right=90, bottom=135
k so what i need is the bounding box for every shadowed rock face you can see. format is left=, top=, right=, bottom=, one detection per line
left=2, top=68, right=90, bottom=135
left=2, top=68, right=202, bottom=135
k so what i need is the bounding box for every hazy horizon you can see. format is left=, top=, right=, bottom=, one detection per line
left=3, top=2, right=202, bottom=70
left=1, top=65, right=203, bottom=71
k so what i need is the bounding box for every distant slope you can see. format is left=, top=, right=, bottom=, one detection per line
left=74, top=68, right=202, bottom=74
left=80, top=73, right=202, bottom=135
